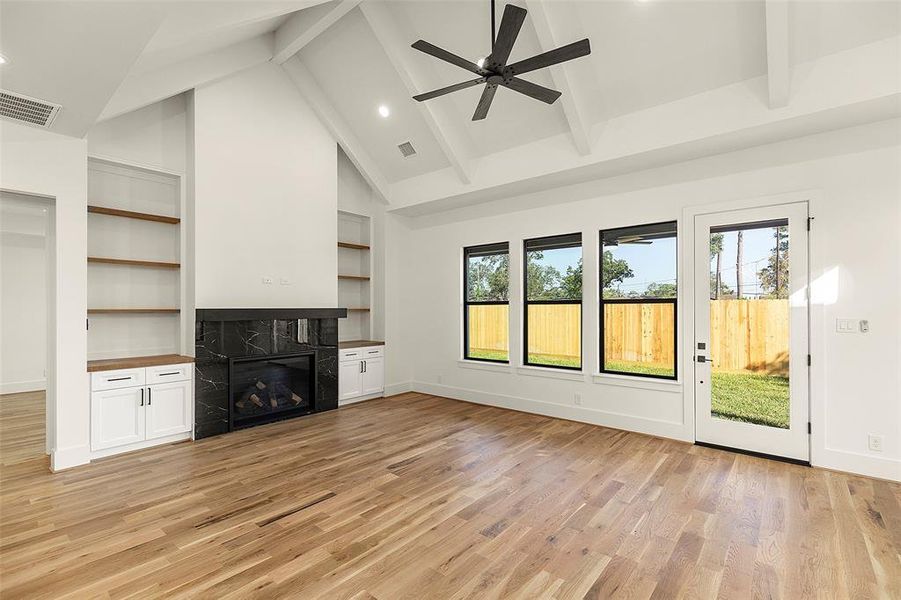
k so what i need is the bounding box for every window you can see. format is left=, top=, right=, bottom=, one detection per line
left=464, top=242, right=509, bottom=362
left=600, top=221, right=677, bottom=379
left=524, top=233, right=582, bottom=369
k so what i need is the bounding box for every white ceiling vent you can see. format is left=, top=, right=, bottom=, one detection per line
left=397, top=141, right=417, bottom=158
left=0, top=90, right=62, bottom=128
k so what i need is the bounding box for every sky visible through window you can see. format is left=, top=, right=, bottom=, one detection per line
left=713, top=228, right=783, bottom=299
left=526, top=228, right=777, bottom=297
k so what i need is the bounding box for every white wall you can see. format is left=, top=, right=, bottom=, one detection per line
left=0, top=193, right=50, bottom=393
left=193, top=63, right=337, bottom=308
left=87, top=94, right=187, bottom=174
left=400, top=119, right=901, bottom=481
left=0, top=121, right=88, bottom=471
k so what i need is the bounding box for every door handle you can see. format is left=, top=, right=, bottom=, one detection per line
left=364, top=360, right=367, bottom=373
left=696, top=355, right=715, bottom=363
left=140, top=388, right=144, bottom=406
left=359, top=361, right=363, bottom=373
left=147, top=387, right=152, bottom=406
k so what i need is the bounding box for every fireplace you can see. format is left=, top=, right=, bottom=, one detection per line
left=194, top=308, right=345, bottom=439
left=229, top=352, right=316, bottom=430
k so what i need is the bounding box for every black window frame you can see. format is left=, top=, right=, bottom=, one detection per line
left=463, top=242, right=510, bottom=364
left=523, top=233, right=583, bottom=371
left=599, top=220, right=678, bottom=381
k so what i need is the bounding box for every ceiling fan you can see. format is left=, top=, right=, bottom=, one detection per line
left=411, top=0, right=591, bottom=121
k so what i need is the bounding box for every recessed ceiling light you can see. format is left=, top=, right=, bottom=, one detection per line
left=378, top=104, right=390, bottom=118
left=477, top=57, right=486, bottom=68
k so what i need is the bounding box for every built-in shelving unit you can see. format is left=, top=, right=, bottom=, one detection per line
left=87, top=157, right=184, bottom=360
left=338, top=211, right=372, bottom=342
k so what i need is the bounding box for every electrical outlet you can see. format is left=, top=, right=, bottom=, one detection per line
left=868, top=434, right=883, bottom=452
left=859, top=320, right=870, bottom=333
left=574, top=393, right=582, bottom=406
left=262, top=276, right=273, bottom=285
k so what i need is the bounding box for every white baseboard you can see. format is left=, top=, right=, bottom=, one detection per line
left=90, top=432, right=192, bottom=461
left=339, top=392, right=384, bottom=406
left=411, top=381, right=691, bottom=442
left=0, top=379, right=46, bottom=394
left=815, top=447, right=900, bottom=482
left=385, top=381, right=413, bottom=396
left=50, top=444, right=91, bottom=471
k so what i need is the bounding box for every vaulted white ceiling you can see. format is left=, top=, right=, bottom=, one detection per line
left=1, top=0, right=898, bottom=212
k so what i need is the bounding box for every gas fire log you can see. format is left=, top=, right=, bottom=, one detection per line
left=273, top=382, right=303, bottom=405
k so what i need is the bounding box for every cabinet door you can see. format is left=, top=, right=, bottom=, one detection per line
left=92, top=387, right=146, bottom=451
left=146, top=380, right=192, bottom=440
left=361, top=357, right=385, bottom=395
left=339, top=360, right=363, bottom=400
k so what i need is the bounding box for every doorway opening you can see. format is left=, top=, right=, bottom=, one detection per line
left=0, top=191, right=54, bottom=467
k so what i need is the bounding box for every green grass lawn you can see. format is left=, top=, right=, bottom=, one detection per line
left=467, top=348, right=509, bottom=362
left=604, top=360, right=675, bottom=378
left=711, top=371, right=790, bottom=429
left=527, top=353, right=580, bottom=368
left=467, top=349, right=581, bottom=368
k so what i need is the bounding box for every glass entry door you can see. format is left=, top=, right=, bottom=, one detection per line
left=694, top=202, right=809, bottom=461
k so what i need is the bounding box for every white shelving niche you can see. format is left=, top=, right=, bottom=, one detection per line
left=87, top=157, right=185, bottom=359
left=337, top=210, right=372, bottom=342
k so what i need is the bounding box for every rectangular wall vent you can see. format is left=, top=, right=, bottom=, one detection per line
left=0, top=90, right=61, bottom=128
left=397, top=141, right=417, bottom=158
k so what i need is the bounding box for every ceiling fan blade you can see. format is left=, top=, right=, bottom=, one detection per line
left=507, top=39, right=591, bottom=76
left=489, top=4, right=527, bottom=67
left=412, top=40, right=486, bottom=76
left=502, top=77, right=561, bottom=104
left=472, top=84, right=498, bottom=121
left=413, top=77, right=487, bottom=102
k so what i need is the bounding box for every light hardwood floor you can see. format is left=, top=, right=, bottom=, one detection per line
left=1, top=391, right=899, bottom=599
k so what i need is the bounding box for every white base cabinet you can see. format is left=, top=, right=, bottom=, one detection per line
left=339, top=345, right=385, bottom=403
left=91, top=362, right=193, bottom=457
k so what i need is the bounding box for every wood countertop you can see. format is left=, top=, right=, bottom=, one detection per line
left=338, top=340, right=385, bottom=349
left=87, top=354, right=195, bottom=372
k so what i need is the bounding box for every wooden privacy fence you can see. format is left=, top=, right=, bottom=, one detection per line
left=468, top=299, right=789, bottom=373
left=709, top=299, right=789, bottom=375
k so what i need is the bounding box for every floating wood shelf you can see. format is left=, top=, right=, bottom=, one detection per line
left=88, top=205, right=180, bottom=225
left=347, top=308, right=371, bottom=312
left=88, top=257, right=180, bottom=269
left=338, top=275, right=371, bottom=281
left=338, top=241, right=370, bottom=250
left=88, top=308, right=180, bottom=315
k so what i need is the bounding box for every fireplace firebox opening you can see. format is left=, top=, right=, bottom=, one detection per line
left=228, top=351, right=316, bottom=430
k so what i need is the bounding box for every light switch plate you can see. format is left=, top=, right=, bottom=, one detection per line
left=835, top=319, right=856, bottom=333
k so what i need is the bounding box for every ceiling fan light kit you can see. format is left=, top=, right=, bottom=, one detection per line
left=411, top=1, right=591, bottom=121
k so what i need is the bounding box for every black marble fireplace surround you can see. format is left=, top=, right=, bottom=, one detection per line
left=194, top=308, right=346, bottom=439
